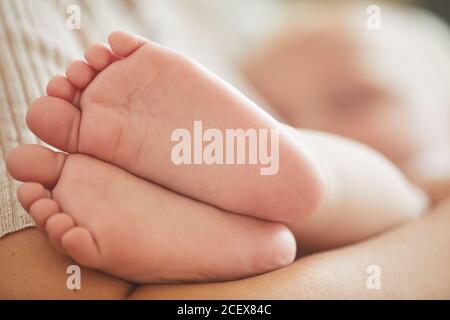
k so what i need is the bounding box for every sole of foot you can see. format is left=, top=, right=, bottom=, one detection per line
left=26, top=31, right=327, bottom=222
left=6, top=144, right=296, bottom=283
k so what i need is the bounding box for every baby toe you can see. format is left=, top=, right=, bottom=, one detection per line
left=29, top=198, right=60, bottom=230
left=85, top=43, right=119, bottom=71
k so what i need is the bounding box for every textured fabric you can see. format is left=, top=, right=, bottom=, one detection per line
left=0, top=0, right=56, bottom=237
left=0, top=0, right=93, bottom=237
left=0, top=181, right=34, bottom=238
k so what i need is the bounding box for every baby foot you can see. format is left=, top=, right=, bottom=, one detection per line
left=6, top=145, right=295, bottom=283
left=26, top=31, right=327, bottom=222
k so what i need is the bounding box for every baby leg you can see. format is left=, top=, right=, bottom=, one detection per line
left=285, top=128, right=429, bottom=253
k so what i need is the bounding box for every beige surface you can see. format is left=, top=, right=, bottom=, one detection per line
left=0, top=181, right=34, bottom=238
left=0, top=0, right=116, bottom=237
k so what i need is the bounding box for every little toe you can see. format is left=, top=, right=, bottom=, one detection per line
left=46, top=75, right=78, bottom=103
left=6, top=145, right=67, bottom=189
left=29, top=198, right=60, bottom=230
left=26, top=96, right=81, bottom=152
left=16, top=182, right=50, bottom=211
left=85, top=43, right=119, bottom=71
left=46, top=213, right=75, bottom=254
left=61, top=226, right=102, bottom=269
left=108, top=31, right=148, bottom=57
left=66, top=60, right=97, bottom=89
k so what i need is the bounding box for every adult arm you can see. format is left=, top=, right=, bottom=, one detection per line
left=129, top=199, right=450, bottom=299
left=0, top=228, right=133, bottom=299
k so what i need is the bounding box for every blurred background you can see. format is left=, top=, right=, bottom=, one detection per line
left=409, top=0, right=449, bottom=22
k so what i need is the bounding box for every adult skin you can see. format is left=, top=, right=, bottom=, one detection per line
left=130, top=198, right=450, bottom=299
left=0, top=228, right=132, bottom=299
left=1, top=184, right=449, bottom=299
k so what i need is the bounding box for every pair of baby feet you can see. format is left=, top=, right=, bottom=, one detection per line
left=6, top=31, right=327, bottom=283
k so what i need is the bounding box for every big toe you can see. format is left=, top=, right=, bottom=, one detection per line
left=26, top=96, right=81, bottom=153
left=6, top=145, right=67, bottom=189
